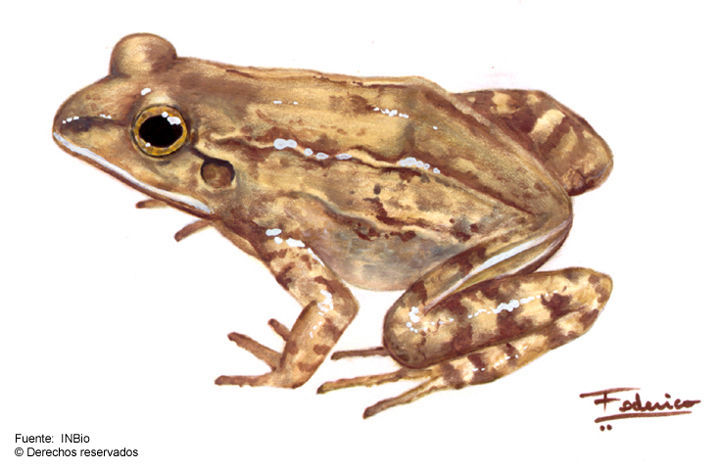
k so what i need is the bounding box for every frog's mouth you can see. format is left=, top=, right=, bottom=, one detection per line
left=53, top=132, right=212, bottom=216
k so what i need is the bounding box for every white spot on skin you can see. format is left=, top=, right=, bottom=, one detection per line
left=462, top=292, right=544, bottom=320
left=318, top=289, right=334, bottom=312
left=315, top=152, right=329, bottom=160
left=285, top=238, right=305, bottom=248
left=273, top=235, right=306, bottom=248
left=335, top=153, right=352, bottom=160
left=468, top=308, right=488, bottom=319
left=493, top=299, right=520, bottom=314
left=304, top=148, right=313, bottom=156
left=273, top=138, right=297, bottom=150
left=397, top=156, right=440, bottom=174
left=432, top=125, right=438, bottom=130
left=141, top=87, right=152, bottom=96
left=306, top=247, right=325, bottom=266
left=398, top=157, right=424, bottom=168
left=372, top=107, right=410, bottom=119
left=408, top=306, right=420, bottom=323
left=491, top=356, right=509, bottom=369
left=273, top=100, right=283, bottom=104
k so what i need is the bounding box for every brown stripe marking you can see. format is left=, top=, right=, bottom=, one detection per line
left=541, top=293, right=573, bottom=320
left=313, top=344, right=331, bottom=356
left=439, top=362, right=464, bottom=388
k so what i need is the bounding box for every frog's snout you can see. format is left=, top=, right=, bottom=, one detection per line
left=52, top=88, right=119, bottom=160
left=53, top=95, right=91, bottom=149
left=56, top=116, right=93, bottom=135
left=53, top=115, right=89, bottom=159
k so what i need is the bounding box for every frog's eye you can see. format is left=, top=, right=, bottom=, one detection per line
left=133, top=105, right=187, bottom=157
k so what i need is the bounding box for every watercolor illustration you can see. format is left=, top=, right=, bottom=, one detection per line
left=53, top=33, right=613, bottom=418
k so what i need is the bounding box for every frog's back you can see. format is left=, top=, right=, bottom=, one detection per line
left=184, top=67, right=571, bottom=290
left=53, top=34, right=602, bottom=292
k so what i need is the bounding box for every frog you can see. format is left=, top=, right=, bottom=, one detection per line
left=53, top=34, right=613, bottom=418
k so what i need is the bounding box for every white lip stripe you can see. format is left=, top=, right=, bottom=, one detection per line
left=53, top=132, right=211, bottom=215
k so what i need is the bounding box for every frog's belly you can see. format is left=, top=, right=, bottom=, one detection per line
left=306, top=212, right=568, bottom=291
left=312, top=231, right=465, bottom=291
left=296, top=165, right=570, bottom=291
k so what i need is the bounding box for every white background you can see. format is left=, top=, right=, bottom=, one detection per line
left=2, top=1, right=718, bottom=468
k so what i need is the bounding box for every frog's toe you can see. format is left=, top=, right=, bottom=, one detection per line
left=267, top=318, right=290, bottom=340
left=220, top=331, right=313, bottom=388
left=215, top=374, right=267, bottom=386
left=317, top=368, right=432, bottom=393
left=317, top=367, right=448, bottom=418
left=330, top=345, right=389, bottom=360
left=216, top=370, right=306, bottom=388
left=226, top=332, right=281, bottom=369
left=363, top=376, right=448, bottom=418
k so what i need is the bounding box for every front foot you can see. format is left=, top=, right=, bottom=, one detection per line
left=215, top=319, right=305, bottom=389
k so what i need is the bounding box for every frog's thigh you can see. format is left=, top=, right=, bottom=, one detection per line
left=361, top=301, right=604, bottom=418
left=383, top=268, right=612, bottom=370
left=456, top=90, right=613, bottom=195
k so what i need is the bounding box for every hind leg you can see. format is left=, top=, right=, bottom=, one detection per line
left=320, top=309, right=599, bottom=418
left=319, top=267, right=612, bottom=418
left=457, top=90, right=613, bottom=196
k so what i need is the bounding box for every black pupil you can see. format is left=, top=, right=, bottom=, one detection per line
left=138, top=114, right=183, bottom=148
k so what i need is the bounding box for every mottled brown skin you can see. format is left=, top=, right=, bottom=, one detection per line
left=458, top=90, right=613, bottom=196
left=53, top=34, right=613, bottom=416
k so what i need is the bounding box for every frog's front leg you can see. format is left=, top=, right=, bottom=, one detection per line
left=215, top=225, right=358, bottom=389
left=320, top=266, right=611, bottom=417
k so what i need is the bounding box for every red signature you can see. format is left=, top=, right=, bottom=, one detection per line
left=579, top=387, right=701, bottom=431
